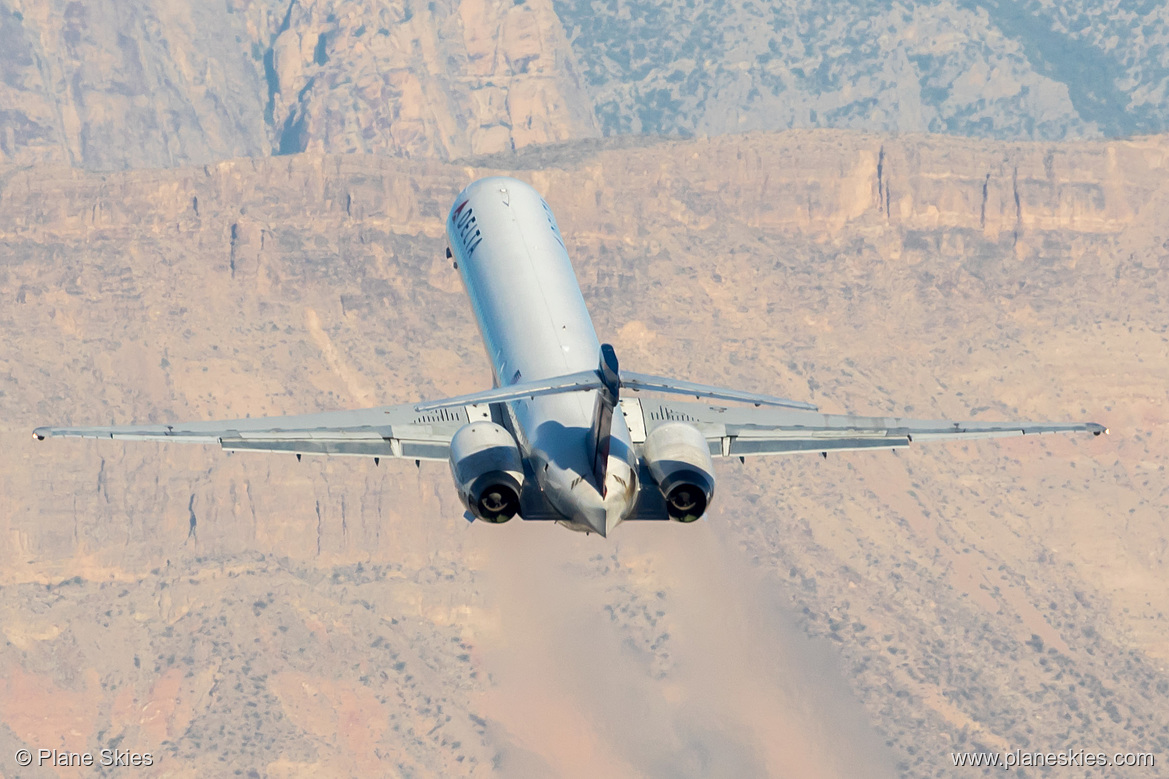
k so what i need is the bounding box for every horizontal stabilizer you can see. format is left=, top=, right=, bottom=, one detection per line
left=620, top=371, right=817, bottom=411
left=414, top=371, right=602, bottom=412
left=416, top=365, right=817, bottom=413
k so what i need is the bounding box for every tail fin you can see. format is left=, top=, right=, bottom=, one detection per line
left=590, top=344, right=621, bottom=496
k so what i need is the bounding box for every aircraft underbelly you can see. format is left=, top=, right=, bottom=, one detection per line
left=448, top=177, right=637, bottom=531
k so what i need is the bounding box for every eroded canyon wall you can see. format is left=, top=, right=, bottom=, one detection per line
left=1, top=131, right=1167, bottom=776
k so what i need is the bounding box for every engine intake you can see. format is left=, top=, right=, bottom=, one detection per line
left=642, top=422, right=716, bottom=522
left=448, top=422, right=524, bottom=523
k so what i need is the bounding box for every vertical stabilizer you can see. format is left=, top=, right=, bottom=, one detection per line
left=590, top=344, right=621, bottom=495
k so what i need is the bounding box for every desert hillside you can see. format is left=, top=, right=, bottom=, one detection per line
left=1, top=130, right=1166, bottom=776
left=3, top=0, right=1169, bottom=168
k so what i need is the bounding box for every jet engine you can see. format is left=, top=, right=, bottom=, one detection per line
left=642, top=422, right=716, bottom=522
left=448, top=422, right=525, bottom=523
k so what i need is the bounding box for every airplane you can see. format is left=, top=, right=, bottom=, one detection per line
left=33, top=176, right=1107, bottom=536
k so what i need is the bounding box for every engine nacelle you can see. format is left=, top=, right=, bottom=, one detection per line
left=642, top=422, right=716, bottom=522
left=448, top=422, right=525, bottom=523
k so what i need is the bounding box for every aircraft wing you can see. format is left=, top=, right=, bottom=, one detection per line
left=32, top=401, right=482, bottom=461
left=634, top=399, right=1107, bottom=458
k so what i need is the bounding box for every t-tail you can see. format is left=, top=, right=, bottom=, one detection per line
left=590, top=344, right=621, bottom=496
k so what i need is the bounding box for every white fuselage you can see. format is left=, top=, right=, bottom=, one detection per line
left=446, top=177, right=638, bottom=535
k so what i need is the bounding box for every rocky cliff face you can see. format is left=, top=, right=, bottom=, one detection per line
left=4, top=0, right=1169, bottom=170
left=0, top=0, right=273, bottom=168
left=257, top=0, right=600, bottom=158
left=0, top=0, right=600, bottom=169
left=1, top=130, right=1166, bottom=776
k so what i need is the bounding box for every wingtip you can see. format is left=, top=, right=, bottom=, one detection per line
left=1087, top=422, right=1108, bottom=436
left=32, top=427, right=47, bottom=441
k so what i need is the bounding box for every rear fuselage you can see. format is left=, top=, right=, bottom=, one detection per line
left=445, top=177, right=637, bottom=535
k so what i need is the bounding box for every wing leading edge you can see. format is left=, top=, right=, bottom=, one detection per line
left=32, top=402, right=477, bottom=461
left=633, top=399, right=1106, bottom=458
